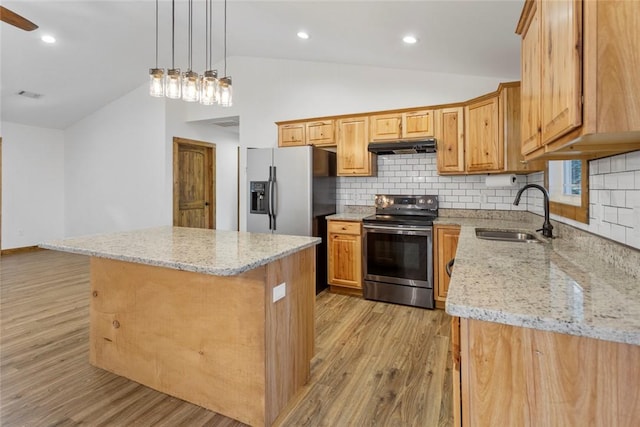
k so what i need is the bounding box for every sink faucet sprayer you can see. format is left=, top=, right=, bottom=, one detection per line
left=513, top=184, right=554, bottom=238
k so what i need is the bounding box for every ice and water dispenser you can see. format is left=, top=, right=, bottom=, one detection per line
left=250, top=181, right=268, bottom=214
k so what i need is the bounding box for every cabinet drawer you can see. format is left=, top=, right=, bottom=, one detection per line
left=328, top=221, right=361, bottom=235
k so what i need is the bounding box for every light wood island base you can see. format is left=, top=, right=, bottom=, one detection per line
left=89, top=247, right=315, bottom=427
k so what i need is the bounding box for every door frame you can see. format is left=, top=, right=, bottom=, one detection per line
left=172, top=137, right=216, bottom=229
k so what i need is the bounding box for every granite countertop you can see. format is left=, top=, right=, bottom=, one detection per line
left=443, top=218, right=640, bottom=346
left=40, top=226, right=320, bottom=276
left=326, top=213, right=371, bottom=221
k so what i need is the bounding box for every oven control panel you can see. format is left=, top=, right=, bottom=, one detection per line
left=374, top=194, right=438, bottom=210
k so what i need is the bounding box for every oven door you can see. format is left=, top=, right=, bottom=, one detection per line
left=363, top=224, right=432, bottom=288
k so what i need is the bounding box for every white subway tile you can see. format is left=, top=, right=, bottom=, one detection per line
left=603, top=206, right=618, bottom=223
left=610, top=223, right=627, bottom=243
left=618, top=171, right=635, bottom=189
left=597, top=157, right=611, bottom=174
left=452, top=189, right=466, bottom=196
left=465, top=202, right=480, bottom=209
left=610, top=155, right=627, bottom=173
left=618, top=207, right=635, bottom=228
left=626, top=151, right=640, bottom=171
left=610, top=190, right=626, bottom=207
left=626, top=190, right=640, bottom=208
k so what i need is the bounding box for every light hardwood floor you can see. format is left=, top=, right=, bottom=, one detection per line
left=1, top=250, right=453, bottom=426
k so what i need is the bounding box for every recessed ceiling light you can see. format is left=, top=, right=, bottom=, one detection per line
left=41, top=35, right=56, bottom=44
left=402, top=35, right=418, bottom=44
left=297, top=31, right=310, bottom=40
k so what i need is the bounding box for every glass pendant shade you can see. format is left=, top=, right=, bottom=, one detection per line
left=219, top=76, right=233, bottom=107
left=182, top=70, right=200, bottom=102
left=200, top=70, right=219, bottom=105
left=165, top=69, right=182, bottom=99
left=149, top=68, right=165, bottom=97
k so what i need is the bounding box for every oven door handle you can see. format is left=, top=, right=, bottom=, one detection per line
left=363, top=225, right=432, bottom=235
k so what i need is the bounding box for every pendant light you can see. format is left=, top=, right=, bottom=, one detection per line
left=149, top=0, right=164, bottom=97
left=182, top=0, right=199, bottom=102
left=219, top=0, right=232, bottom=107
left=165, top=0, right=181, bottom=99
left=200, top=0, right=219, bottom=105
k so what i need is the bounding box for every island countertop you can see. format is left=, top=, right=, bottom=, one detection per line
left=442, top=218, right=640, bottom=346
left=40, top=226, right=321, bottom=276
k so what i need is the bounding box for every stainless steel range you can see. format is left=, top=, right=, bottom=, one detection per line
left=362, top=194, right=438, bottom=309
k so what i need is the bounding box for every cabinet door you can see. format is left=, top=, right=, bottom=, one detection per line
left=337, top=117, right=376, bottom=176
left=436, top=107, right=465, bottom=173
left=306, top=120, right=335, bottom=146
left=369, top=113, right=402, bottom=141
left=520, top=1, right=542, bottom=156
left=540, top=0, right=582, bottom=144
left=435, top=225, right=460, bottom=302
left=452, top=317, right=462, bottom=427
left=328, top=232, right=362, bottom=289
left=278, top=123, right=306, bottom=147
left=402, top=110, right=434, bottom=138
left=465, top=96, right=503, bottom=172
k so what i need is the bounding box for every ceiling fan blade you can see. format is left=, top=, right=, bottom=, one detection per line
left=0, top=6, right=38, bottom=31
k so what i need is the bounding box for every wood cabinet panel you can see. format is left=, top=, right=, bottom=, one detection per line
left=434, top=225, right=460, bottom=306
left=436, top=107, right=465, bottom=174
left=460, top=318, right=640, bottom=427
left=327, top=221, right=362, bottom=289
left=402, top=110, right=434, bottom=138
left=278, top=123, right=306, bottom=147
left=369, top=113, right=402, bottom=141
left=337, top=117, right=376, bottom=176
left=502, top=84, right=544, bottom=173
left=540, top=0, right=582, bottom=144
left=520, top=2, right=542, bottom=157
left=465, top=96, right=502, bottom=172
left=306, top=120, right=335, bottom=146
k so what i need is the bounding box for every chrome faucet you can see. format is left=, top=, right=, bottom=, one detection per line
left=513, top=184, right=554, bottom=238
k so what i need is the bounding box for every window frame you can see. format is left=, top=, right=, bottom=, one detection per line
left=544, top=160, right=589, bottom=223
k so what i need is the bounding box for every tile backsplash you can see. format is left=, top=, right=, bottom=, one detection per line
left=337, top=154, right=529, bottom=211
left=337, top=150, right=640, bottom=250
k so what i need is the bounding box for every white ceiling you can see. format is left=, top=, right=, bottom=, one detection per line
left=1, top=0, right=524, bottom=130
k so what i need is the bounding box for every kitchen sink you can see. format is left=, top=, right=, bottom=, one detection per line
left=475, top=228, right=542, bottom=243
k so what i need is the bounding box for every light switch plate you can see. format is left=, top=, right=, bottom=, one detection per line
left=273, top=282, right=286, bottom=302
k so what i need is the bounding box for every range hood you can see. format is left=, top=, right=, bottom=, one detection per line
left=368, top=138, right=437, bottom=155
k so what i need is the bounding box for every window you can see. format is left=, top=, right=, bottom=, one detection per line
left=545, top=160, right=589, bottom=223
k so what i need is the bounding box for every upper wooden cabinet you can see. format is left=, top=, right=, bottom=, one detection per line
left=278, top=123, right=306, bottom=147
left=465, top=95, right=503, bottom=172
left=278, top=120, right=336, bottom=147
left=369, top=110, right=434, bottom=141
left=435, top=107, right=465, bottom=174
left=337, top=117, right=377, bottom=176
left=516, top=0, right=640, bottom=160
left=306, top=120, right=335, bottom=146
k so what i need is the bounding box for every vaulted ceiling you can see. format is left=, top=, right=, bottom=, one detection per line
left=1, top=0, right=524, bottom=130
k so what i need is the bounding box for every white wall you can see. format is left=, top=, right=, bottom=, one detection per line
left=184, top=57, right=511, bottom=230
left=64, top=85, right=168, bottom=237
left=1, top=122, right=65, bottom=249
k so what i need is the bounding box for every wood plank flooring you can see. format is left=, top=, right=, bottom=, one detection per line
left=1, top=250, right=453, bottom=426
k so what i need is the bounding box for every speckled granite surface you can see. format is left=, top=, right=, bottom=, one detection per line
left=326, top=213, right=371, bottom=221
left=442, top=218, right=640, bottom=346
left=40, top=226, right=320, bottom=276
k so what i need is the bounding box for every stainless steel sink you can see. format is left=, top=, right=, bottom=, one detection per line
left=475, top=228, right=542, bottom=243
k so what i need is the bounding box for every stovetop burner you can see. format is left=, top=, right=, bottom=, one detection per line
left=363, top=194, right=438, bottom=227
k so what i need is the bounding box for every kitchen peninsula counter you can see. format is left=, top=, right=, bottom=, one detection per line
left=42, top=226, right=320, bottom=427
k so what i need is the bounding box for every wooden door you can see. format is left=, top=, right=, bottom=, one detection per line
left=328, top=232, right=362, bottom=288
left=306, top=120, right=335, bottom=146
left=402, top=110, right=434, bottom=138
left=436, top=107, right=465, bottom=173
left=337, top=117, right=375, bottom=176
left=540, top=0, right=582, bottom=144
left=173, top=137, right=216, bottom=229
left=435, top=225, right=460, bottom=303
left=369, top=113, right=401, bottom=141
left=278, top=123, right=306, bottom=147
left=465, top=96, right=503, bottom=172
left=520, top=1, right=542, bottom=156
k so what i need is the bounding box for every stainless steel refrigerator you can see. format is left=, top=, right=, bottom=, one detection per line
left=247, top=146, right=337, bottom=294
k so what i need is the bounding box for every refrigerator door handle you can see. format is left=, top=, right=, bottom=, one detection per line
left=268, top=166, right=274, bottom=230
left=271, top=166, right=277, bottom=231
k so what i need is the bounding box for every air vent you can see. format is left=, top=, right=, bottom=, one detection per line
left=17, top=90, right=43, bottom=99
left=207, top=116, right=239, bottom=128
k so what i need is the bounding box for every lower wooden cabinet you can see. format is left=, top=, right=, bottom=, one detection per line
left=327, top=220, right=362, bottom=292
left=434, top=225, right=460, bottom=308
left=454, top=318, right=640, bottom=427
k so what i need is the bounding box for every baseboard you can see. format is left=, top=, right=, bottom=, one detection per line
left=1, top=246, right=44, bottom=256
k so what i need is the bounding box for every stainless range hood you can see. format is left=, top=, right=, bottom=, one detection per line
left=367, top=138, right=437, bottom=155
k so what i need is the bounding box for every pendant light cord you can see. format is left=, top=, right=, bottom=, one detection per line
left=188, top=0, right=193, bottom=71
left=155, top=0, right=159, bottom=68
left=171, top=0, right=175, bottom=68
left=224, top=0, right=227, bottom=76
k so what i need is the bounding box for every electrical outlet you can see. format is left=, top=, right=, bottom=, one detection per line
left=273, top=282, right=286, bottom=302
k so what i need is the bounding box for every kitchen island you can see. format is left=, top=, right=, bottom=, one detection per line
left=41, top=226, right=320, bottom=427
left=443, top=217, right=640, bottom=426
